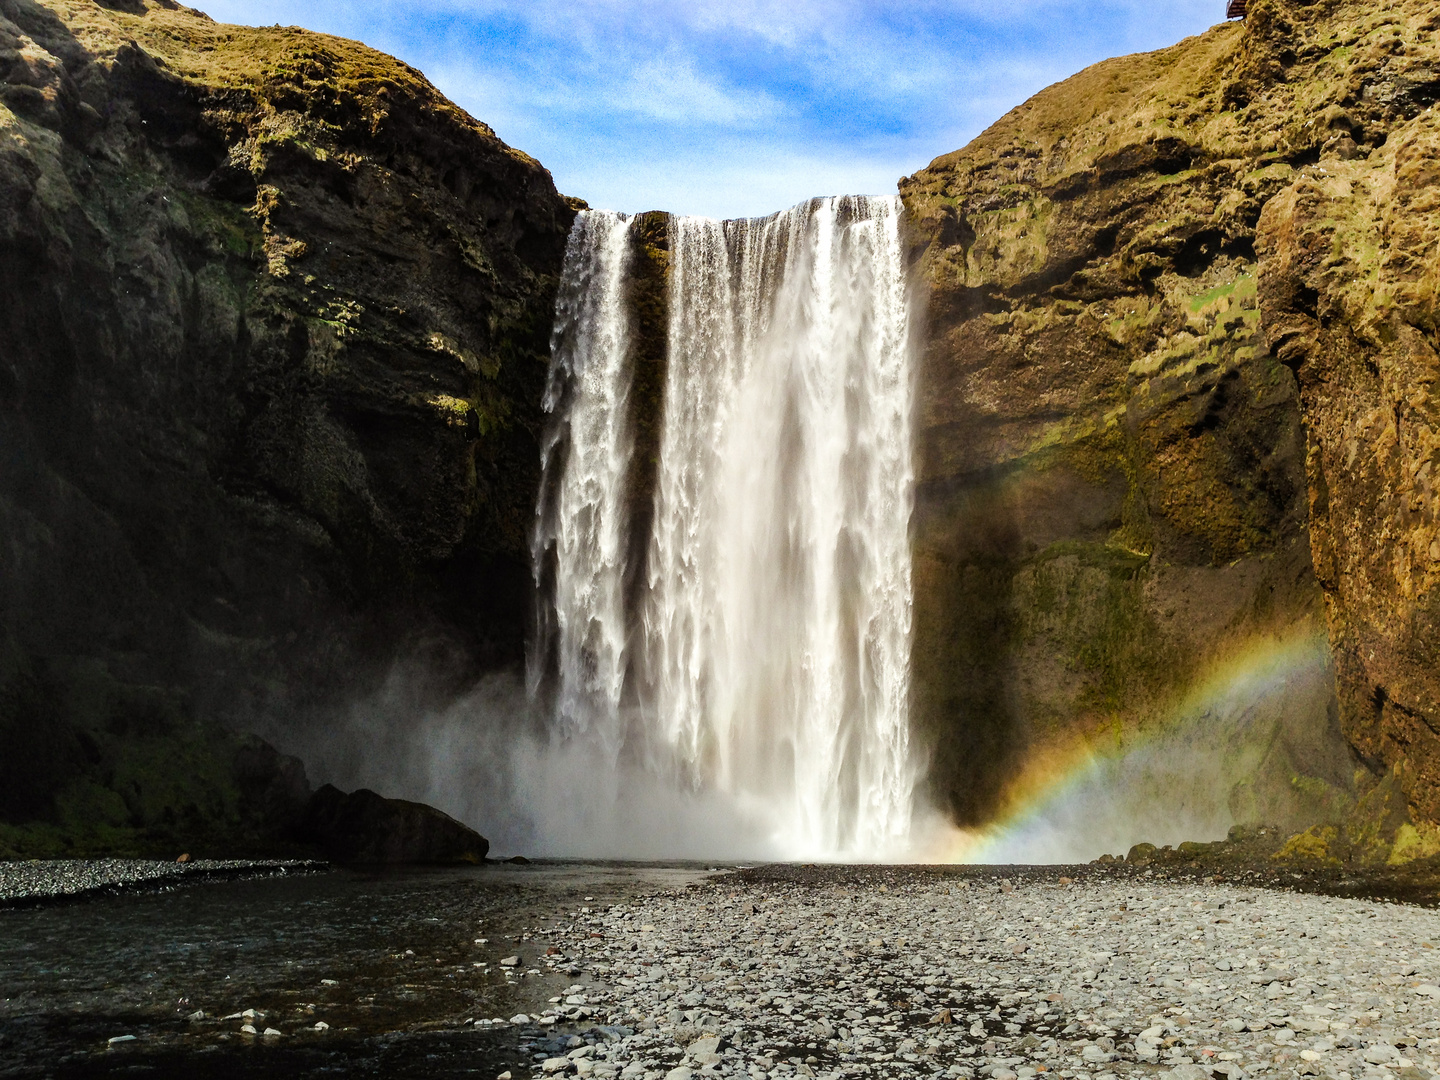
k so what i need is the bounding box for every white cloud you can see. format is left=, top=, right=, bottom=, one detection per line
left=612, top=54, right=784, bottom=125
left=194, top=0, right=1226, bottom=218
left=542, top=141, right=924, bottom=220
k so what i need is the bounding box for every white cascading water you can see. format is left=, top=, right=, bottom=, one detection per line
left=533, top=197, right=917, bottom=859
left=531, top=210, right=634, bottom=759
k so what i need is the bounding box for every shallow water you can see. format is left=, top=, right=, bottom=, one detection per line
left=0, top=861, right=718, bottom=1078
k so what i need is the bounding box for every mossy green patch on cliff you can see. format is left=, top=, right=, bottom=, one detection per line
left=1390, top=823, right=1440, bottom=866
left=1013, top=540, right=1164, bottom=719
left=1274, top=824, right=1343, bottom=865
left=965, top=196, right=1057, bottom=288
left=1188, top=274, right=1257, bottom=316
left=1270, top=766, right=1440, bottom=869
left=0, top=637, right=312, bottom=859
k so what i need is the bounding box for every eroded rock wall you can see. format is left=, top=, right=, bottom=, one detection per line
left=1250, top=0, right=1440, bottom=826
left=898, top=0, right=1430, bottom=833
left=0, top=0, right=573, bottom=851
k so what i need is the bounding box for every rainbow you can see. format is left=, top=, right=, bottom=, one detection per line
left=910, top=625, right=1335, bottom=864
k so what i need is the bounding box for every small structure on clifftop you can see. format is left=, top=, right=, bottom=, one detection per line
left=1227, top=0, right=1248, bottom=17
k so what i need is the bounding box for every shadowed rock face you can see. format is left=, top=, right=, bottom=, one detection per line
left=0, top=0, right=573, bottom=852
left=898, top=0, right=1440, bottom=833
left=299, top=784, right=488, bottom=864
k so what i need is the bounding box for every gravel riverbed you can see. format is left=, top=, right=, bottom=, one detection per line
left=0, top=858, right=325, bottom=904
left=496, top=867, right=1440, bottom=1080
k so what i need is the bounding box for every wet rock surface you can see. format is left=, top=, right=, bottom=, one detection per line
left=0, top=861, right=713, bottom=1077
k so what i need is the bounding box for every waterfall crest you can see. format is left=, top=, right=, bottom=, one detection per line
left=532, top=197, right=917, bottom=859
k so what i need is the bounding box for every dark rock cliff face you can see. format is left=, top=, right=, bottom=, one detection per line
left=901, top=0, right=1440, bottom=855
left=0, top=0, right=573, bottom=853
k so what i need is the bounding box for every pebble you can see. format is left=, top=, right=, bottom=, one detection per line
left=0, top=858, right=322, bottom=904
left=505, top=872, right=1440, bottom=1080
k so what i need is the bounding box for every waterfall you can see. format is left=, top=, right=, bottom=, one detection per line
left=532, top=197, right=917, bottom=859
left=531, top=210, right=634, bottom=759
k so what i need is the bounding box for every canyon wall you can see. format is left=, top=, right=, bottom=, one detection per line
left=0, top=0, right=572, bottom=853
left=5, top=0, right=1440, bottom=857
left=902, top=0, right=1440, bottom=849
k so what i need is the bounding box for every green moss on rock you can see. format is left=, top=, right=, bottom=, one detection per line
left=902, top=1, right=1367, bottom=830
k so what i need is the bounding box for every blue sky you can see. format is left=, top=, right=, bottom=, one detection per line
left=193, top=1, right=1226, bottom=219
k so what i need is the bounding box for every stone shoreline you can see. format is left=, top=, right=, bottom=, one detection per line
left=496, top=866, right=1440, bottom=1080
left=0, top=858, right=328, bottom=907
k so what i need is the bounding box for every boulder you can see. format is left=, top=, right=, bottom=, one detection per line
left=298, top=784, right=488, bottom=863
left=233, top=734, right=313, bottom=838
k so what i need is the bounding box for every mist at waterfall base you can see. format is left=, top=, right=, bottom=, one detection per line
left=934, top=629, right=1342, bottom=865
left=288, top=628, right=1333, bottom=863
left=286, top=668, right=777, bottom=859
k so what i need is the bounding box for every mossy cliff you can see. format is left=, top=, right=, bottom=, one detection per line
left=900, top=0, right=1440, bottom=844
left=1248, top=1, right=1440, bottom=831
left=0, top=0, right=573, bottom=852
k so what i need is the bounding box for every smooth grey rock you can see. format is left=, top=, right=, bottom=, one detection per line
left=1365, top=1043, right=1400, bottom=1064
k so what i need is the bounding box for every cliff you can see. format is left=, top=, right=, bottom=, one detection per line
left=901, top=0, right=1440, bottom=855
left=0, top=0, right=573, bottom=854
left=8, top=0, right=1440, bottom=862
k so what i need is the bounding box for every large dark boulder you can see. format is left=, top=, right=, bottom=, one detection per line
left=232, top=734, right=313, bottom=838
left=298, top=784, right=488, bottom=864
